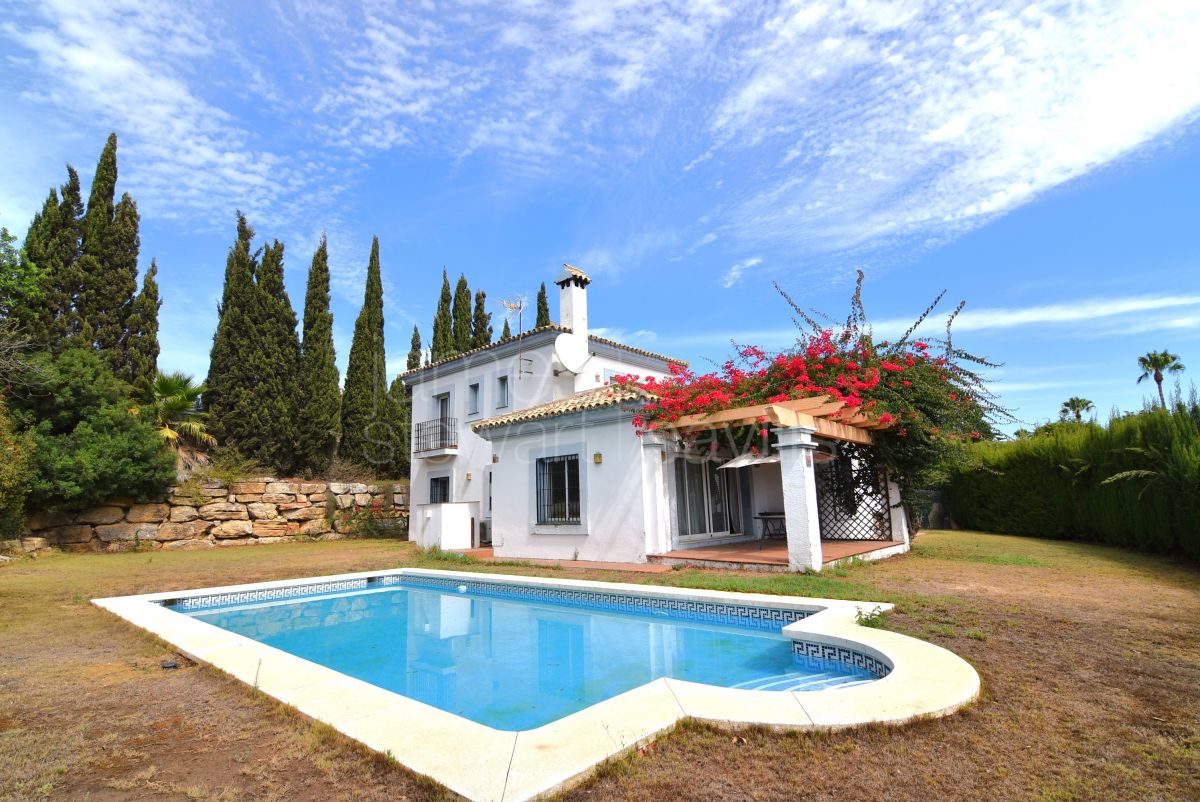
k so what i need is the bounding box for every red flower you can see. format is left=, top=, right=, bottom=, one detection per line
left=759, top=428, right=769, bottom=438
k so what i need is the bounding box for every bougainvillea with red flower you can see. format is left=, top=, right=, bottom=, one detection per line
left=614, top=272, right=1010, bottom=523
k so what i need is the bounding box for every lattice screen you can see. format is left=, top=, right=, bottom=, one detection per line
left=814, top=458, right=892, bottom=541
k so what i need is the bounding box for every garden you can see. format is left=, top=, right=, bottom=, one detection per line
left=1, top=531, right=1197, bottom=801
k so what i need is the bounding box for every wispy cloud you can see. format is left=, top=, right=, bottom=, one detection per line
left=660, top=293, right=1200, bottom=349
left=2, top=1, right=342, bottom=230
left=711, top=1, right=1200, bottom=255
left=912, top=294, right=1200, bottom=333
left=720, top=256, right=763, bottom=288
left=591, top=326, right=658, bottom=344
left=5, top=0, right=1200, bottom=278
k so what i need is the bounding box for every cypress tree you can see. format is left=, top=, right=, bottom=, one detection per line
left=452, top=273, right=471, bottom=353
left=122, top=258, right=160, bottom=388
left=339, top=237, right=389, bottom=468
left=407, top=325, right=422, bottom=370
left=244, top=239, right=300, bottom=472
left=535, top=282, right=551, bottom=327
left=77, top=136, right=137, bottom=360
left=471, top=290, right=492, bottom=348
left=205, top=213, right=259, bottom=450
left=387, top=376, right=410, bottom=478
left=430, top=269, right=453, bottom=362
left=501, top=318, right=512, bottom=340
left=19, top=168, right=84, bottom=348
left=385, top=325, right=423, bottom=478
left=295, top=235, right=341, bottom=475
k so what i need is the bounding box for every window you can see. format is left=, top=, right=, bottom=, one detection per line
left=674, top=460, right=729, bottom=536
left=468, top=383, right=480, bottom=415
left=430, top=476, right=450, bottom=504
left=435, top=393, right=450, bottom=419
left=536, top=454, right=580, bottom=524
left=496, top=375, right=510, bottom=408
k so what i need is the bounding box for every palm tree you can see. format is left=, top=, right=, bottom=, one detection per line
left=1059, top=397, right=1094, bottom=423
left=138, top=371, right=216, bottom=474
left=1136, top=350, right=1185, bottom=408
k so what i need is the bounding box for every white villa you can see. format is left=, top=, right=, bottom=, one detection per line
left=402, top=266, right=909, bottom=571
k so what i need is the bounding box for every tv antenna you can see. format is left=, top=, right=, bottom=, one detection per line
left=499, top=295, right=527, bottom=336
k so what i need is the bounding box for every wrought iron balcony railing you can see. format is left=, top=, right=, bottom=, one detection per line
left=415, top=417, right=458, bottom=453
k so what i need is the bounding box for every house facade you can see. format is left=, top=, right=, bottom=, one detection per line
left=401, top=266, right=679, bottom=553
left=403, top=266, right=910, bottom=571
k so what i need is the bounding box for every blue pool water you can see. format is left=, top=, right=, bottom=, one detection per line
left=180, top=580, right=877, bottom=730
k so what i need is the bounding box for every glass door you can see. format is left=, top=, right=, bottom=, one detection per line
left=674, top=459, right=731, bottom=538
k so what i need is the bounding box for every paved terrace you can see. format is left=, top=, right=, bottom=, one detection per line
left=457, top=539, right=897, bottom=572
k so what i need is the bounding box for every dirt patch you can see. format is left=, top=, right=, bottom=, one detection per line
left=1, top=534, right=1197, bottom=802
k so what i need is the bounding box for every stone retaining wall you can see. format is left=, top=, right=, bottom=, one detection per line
left=10, top=479, right=409, bottom=554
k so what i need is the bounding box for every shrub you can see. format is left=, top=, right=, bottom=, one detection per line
left=194, top=447, right=266, bottom=487
left=13, top=349, right=175, bottom=512
left=949, top=404, right=1200, bottom=560
left=0, top=395, right=34, bottom=536
left=336, top=491, right=407, bottom=539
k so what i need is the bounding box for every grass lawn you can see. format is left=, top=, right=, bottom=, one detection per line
left=1, top=532, right=1197, bottom=802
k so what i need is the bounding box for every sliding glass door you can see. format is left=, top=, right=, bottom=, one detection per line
left=675, top=459, right=739, bottom=538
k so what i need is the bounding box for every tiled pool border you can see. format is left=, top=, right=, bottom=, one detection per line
left=95, top=567, right=980, bottom=802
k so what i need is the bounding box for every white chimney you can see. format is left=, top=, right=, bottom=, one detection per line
left=555, top=264, right=590, bottom=340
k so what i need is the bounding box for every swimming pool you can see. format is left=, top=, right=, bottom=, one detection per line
left=175, top=576, right=878, bottom=730
left=96, top=568, right=980, bottom=802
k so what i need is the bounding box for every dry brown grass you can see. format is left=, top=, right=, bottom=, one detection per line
left=1, top=533, right=1197, bottom=802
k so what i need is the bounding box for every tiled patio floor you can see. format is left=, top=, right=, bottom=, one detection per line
left=457, top=538, right=900, bottom=572
left=649, top=539, right=898, bottom=566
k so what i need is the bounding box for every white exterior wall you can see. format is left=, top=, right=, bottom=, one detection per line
left=409, top=339, right=570, bottom=526
left=405, top=334, right=673, bottom=551
left=482, top=411, right=663, bottom=563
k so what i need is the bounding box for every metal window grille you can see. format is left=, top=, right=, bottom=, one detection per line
left=430, top=476, right=450, bottom=503
left=536, top=454, right=580, bottom=524
left=415, top=418, right=458, bottom=452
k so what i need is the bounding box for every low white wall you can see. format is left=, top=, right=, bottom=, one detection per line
left=412, top=502, right=474, bottom=550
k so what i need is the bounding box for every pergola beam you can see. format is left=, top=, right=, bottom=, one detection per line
left=662, top=395, right=881, bottom=446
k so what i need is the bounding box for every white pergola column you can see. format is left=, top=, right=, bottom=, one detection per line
left=639, top=432, right=672, bottom=556
left=776, top=426, right=823, bottom=572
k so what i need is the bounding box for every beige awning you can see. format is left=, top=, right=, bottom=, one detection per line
left=717, top=453, right=781, bottom=470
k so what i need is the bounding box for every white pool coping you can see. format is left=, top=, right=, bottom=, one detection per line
left=94, top=568, right=979, bottom=802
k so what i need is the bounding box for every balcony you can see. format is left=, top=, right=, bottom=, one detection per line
left=415, top=417, right=458, bottom=457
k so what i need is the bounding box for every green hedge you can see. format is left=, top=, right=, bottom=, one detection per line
left=949, top=405, right=1200, bottom=560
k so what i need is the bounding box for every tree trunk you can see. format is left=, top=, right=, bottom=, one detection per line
left=1155, top=370, right=1166, bottom=408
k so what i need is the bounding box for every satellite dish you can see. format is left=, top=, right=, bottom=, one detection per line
left=553, top=334, right=591, bottom=374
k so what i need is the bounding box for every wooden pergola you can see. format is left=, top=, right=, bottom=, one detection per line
left=662, top=395, right=890, bottom=446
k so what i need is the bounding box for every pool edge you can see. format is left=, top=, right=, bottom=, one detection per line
left=93, top=567, right=980, bottom=802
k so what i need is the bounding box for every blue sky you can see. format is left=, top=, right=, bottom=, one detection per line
left=2, top=0, right=1199, bottom=432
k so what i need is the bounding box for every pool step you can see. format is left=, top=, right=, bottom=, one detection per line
left=730, top=672, right=873, bottom=692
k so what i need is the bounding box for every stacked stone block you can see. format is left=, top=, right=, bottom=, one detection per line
left=9, top=480, right=409, bottom=554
